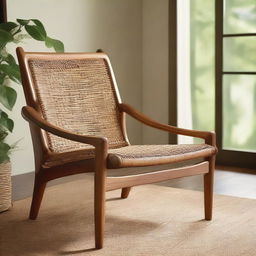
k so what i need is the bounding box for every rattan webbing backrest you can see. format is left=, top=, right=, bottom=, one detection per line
left=24, top=53, right=128, bottom=154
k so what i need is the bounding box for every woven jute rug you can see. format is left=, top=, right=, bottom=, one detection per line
left=1, top=173, right=256, bottom=256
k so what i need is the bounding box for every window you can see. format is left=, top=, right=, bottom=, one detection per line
left=174, top=0, right=256, bottom=168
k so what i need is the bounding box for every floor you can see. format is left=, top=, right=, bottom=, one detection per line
left=3, top=177, right=256, bottom=256
left=4, top=165, right=256, bottom=256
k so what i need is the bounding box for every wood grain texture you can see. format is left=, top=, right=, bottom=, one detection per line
left=204, top=157, right=215, bottom=220
left=119, top=103, right=217, bottom=144
left=29, top=172, right=46, bottom=219
left=106, top=162, right=209, bottom=191
left=121, top=187, right=131, bottom=199
left=94, top=138, right=108, bottom=249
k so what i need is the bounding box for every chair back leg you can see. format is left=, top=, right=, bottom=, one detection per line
left=29, top=172, right=47, bottom=220
left=121, top=187, right=132, bottom=199
left=204, top=156, right=215, bottom=220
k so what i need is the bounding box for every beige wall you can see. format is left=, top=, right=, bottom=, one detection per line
left=142, top=0, right=169, bottom=145
left=7, top=0, right=143, bottom=175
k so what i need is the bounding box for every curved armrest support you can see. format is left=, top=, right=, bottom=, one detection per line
left=22, top=106, right=108, bottom=148
left=119, top=103, right=216, bottom=147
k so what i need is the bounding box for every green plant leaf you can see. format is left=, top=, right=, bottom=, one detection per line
left=31, top=19, right=47, bottom=37
left=0, top=111, right=14, bottom=132
left=0, top=22, right=18, bottom=32
left=0, top=128, right=8, bottom=141
left=0, top=141, right=10, bottom=163
left=0, top=29, right=14, bottom=48
left=5, top=54, right=17, bottom=65
left=0, top=86, right=17, bottom=110
left=0, top=154, right=9, bottom=163
left=25, top=24, right=47, bottom=41
left=0, top=73, right=6, bottom=84
left=0, top=64, right=21, bottom=84
left=45, top=36, right=64, bottom=52
left=16, top=19, right=30, bottom=26
left=0, top=142, right=10, bottom=150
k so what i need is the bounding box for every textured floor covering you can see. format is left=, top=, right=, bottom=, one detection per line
left=1, top=174, right=256, bottom=256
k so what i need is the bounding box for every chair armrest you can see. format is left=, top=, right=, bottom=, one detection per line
left=119, top=103, right=216, bottom=147
left=22, top=106, right=108, bottom=148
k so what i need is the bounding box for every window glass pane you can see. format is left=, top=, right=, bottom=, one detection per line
left=224, top=0, right=256, bottom=34
left=190, top=0, right=215, bottom=132
left=223, top=37, right=256, bottom=72
left=223, top=75, right=256, bottom=152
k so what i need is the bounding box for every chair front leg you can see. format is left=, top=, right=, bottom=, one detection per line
left=94, top=168, right=106, bottom=249
left=94, top=141, right=108, bottom=249
left=204, top=156, right=215, bottom=220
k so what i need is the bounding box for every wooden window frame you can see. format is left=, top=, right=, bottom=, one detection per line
left=0, top=0, right=7, bottom=23
left=168, top=0, right=178, bottom=144
left=215, top=0, right=256, bottom=169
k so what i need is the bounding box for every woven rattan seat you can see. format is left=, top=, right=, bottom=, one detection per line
left=17, top=48, right=217, bottom=249
left=44, top=144, right=216, bottom=168
left=107, top=144, right=216, bottom=168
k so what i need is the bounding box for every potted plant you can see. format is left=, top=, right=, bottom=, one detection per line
left=0, top=19, right=64, bottom=212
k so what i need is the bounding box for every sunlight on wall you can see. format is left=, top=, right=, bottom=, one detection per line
left=177, top=0, right=215, bottom=144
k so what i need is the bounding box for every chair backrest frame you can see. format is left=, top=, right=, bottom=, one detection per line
left=16, top=47, right=130, bottom=166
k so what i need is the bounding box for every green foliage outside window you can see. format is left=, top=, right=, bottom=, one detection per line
left=190, top=0, right=256, bottom=152
left=190, top=0, right=215, bottom=135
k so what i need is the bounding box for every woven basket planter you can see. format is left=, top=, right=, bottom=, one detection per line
left=0, top=162, right=12, bottom=212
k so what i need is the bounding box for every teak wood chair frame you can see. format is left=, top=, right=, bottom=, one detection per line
left=17, top=47, right=217, bottom=249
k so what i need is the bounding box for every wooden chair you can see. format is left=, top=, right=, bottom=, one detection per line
left=16, top=47, right=217, bottom=249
